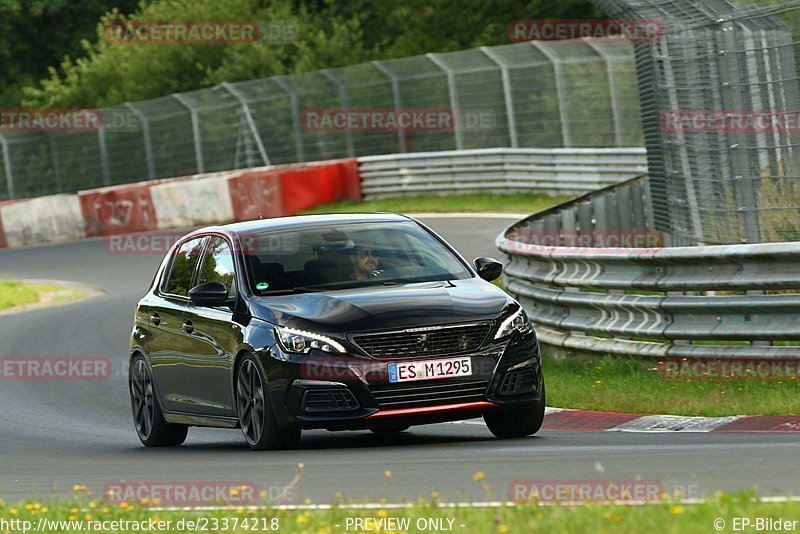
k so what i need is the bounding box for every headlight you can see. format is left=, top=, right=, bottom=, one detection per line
left=494, top=307, right=533, bottom=339
left=275, top=326, right=346, bottom=354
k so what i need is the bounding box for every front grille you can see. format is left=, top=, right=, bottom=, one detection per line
left=369, top=379, right=489, bottom=409
left=302, top=389, right=360, bottom=413
left=498, top=367, right=538, bottom=396
left=352, top=323, right=492, bottom=358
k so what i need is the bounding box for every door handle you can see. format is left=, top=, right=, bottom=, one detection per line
left=183, top=320, right=194, bottom=334
left=150, top=313, right=161, bottom=326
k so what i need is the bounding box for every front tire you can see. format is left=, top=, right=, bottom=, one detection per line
left=129, top=356, right=188, bottom=447
left=484, top=383, right=546, bottom=438
left=236, top=354, right=301, bottom=450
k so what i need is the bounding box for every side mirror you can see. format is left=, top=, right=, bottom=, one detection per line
left=189, top=281, right=229, bottom=307
left=474, top=257, right=503, bottom=282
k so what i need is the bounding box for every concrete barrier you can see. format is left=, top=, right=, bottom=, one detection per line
left=79, top=182, right=158, bottom=237
left=0, top=195, right=86, bottom=248
left=1, top=159, right=361, bottom=249
left=150, top=175, right=235, bottom=229
left=227, top=169, right=283, bottom=221
left=278, top=159, right=361, bottom=214
left=0, top=200, right=12, bottom=249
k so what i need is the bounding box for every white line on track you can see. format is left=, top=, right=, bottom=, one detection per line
left=143, top=494, right=800, bottom=513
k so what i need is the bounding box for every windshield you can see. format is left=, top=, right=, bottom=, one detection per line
left=243, top=221, right=472, bottom=295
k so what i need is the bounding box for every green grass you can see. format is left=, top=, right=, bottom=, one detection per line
left=2, top=491, right=797, bottom=533
left=545, top=352, right=800, bottom=417
left=299, top=193, right=572, bottom=215
left=0, top=279, right=91, bottom=312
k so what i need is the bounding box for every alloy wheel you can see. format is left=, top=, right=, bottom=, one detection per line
left=237, top=359, right=266, bottom=445
left=131, top=359, right=155, bottom=440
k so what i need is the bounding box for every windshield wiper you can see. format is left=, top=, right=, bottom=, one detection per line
left=259, top=286, right=323, bottom=295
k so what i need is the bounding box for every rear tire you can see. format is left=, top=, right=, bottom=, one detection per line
left=484, top=383, right=546, bottom=439
left=129, top=356, right=188, bottom=447
left=236, top=354, right=301, bottom=450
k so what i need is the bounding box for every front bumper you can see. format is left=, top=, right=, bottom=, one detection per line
left=259, top=331, right=543, bottom=430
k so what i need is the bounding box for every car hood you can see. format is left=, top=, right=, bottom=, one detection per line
left=249, top=278, right=512, bottom=335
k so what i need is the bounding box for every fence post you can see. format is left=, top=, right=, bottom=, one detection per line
left=372, top=60, right=407, bottom=153
left=0, top=133, right=14, bottom=199
left=273, top=76, right=305, bottom=163
left=172, top=93, right=205, bottom=174
left=221, top=82, right=270, bottom=166
left=530, top=41, right=571, bottom=147
left=480, top=46, right=518, bottom=148
left=320, top=69, right=355, bottom=157
left=125, top=103, right=157, bottom=180
left=47, top=134, right=63, bottom=193
left=97, top=120, right=111, bottom=186
left=658, top=37, right=705, bottom=243
left=427, top=53, right=464, bottom=150
left=585, top=41, right=624, bottom=147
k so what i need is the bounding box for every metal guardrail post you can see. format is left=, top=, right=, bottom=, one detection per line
left=124, top=103, right=157, bottom=180
left=426, top=53, right=464, bottom=150
left=320, top=69, right=355, bottom=157
left=97, top=120, right=111, bottom=186
left=273, top=76, right=305, bottom=163
left=0, top=133, right=14, bottom=199
left=172, top=93, right=205, bottom=174
left=221, top=82, right=271, bottom=166
left=371, top=60, right=407, bottom=153
left=585, top=42, right=624, bottom=147
left=530, top=42, right=571, bottom=147
left=480, top=46, right=519, bottom=148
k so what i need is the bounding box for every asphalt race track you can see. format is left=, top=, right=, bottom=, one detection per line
left=0, top=215, right=798, bottom=504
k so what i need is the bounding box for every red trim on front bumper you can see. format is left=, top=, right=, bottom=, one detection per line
left=365, top=401, right=500, bottom=420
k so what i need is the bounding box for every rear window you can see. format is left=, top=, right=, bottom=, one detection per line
left=163, top=237, right=205, bottom=297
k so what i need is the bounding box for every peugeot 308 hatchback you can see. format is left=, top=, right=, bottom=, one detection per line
left=129, top=214, right=545, bottom=449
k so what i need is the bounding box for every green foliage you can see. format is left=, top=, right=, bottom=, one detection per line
left=18, top=0, right=604, bottom=109
left=323, top=0, right=604, bottom=59
left=0, top=0, right=139, bottom=107
left=22, top=0, right=369, bottom=108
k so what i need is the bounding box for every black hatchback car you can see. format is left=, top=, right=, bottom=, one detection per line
left=129, top=214, right=545, bottom=449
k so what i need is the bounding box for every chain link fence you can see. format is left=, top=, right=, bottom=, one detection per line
left=0, top=39, right=643, bottom=201
left=593, top=0, right=800, bottom=244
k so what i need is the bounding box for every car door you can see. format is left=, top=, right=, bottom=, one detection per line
left=148, top=235, right=207, bottom=413
left=180, top=235, right=239, bottom=417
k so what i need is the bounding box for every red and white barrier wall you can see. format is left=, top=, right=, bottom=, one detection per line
left=0, top=158, right=360, bottom=249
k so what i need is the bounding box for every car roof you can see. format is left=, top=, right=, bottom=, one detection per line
left=187, top=213, right=414, bottom=239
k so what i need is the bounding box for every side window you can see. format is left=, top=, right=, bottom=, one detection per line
left=198, top=237, right=236, bottom=297
left=164, top=237, right=205, bottom=297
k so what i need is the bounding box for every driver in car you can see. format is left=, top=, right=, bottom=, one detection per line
left=349, top=244, right=382, bottom=280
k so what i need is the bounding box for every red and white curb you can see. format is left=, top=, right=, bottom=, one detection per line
left=542, top=407, right=800, bottom=433
left=449, top=407, right=800, bottom=433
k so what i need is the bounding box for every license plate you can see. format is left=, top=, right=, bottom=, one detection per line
left=387, top=357, right=472, bottom=383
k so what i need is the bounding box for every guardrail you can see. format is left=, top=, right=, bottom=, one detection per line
left=497, top=175, right=800, bottom=359
left=358, top=148, right=647, bottom=199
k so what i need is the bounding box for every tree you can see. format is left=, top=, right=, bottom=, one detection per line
left=22, top=0, right=369, bottom=108
left=20, top=0, right=604, bottom=109
left=0, top=0, right=139, bottom=106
